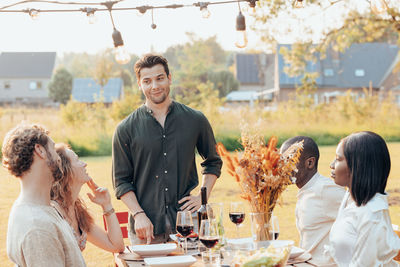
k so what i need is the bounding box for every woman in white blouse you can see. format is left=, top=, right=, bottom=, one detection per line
left=327, top=131, right=400, bottom=266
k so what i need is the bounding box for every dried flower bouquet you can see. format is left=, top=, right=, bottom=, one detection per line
left=217, top=133, right=303, bottom=241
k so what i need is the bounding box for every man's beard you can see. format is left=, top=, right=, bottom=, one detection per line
left=46, top=151, right=63, bottom=181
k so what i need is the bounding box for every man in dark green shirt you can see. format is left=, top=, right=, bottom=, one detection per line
left=112, top=54, right=222, bottom=244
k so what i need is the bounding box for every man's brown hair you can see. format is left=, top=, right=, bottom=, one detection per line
left=134, top=54, right=169, bottom=80
left=2, top=123, right=49, bottom=177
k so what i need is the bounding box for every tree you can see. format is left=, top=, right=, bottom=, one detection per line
left=48, top=68, right=73, bottom=104
left=208, top=70, right=239, bottom=97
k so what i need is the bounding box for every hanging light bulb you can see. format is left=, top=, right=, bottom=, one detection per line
left=136, top=6, right=149, bottom=17
left=370, top=0, right=388, bottom=14
left=150, top=8, right=157, bottom=30
left=83, top=8, right=97, bottom=24
left=199, top=3, right=211, bottom=19
left=248, top=0, right=257, bottom=14
left=28, top=9, right=40, bottom=20
left=112, top=28, right=130, bottom=64
left=293, top=0, right=304, bottom=8
left=235, top=11, right=248, bottom=48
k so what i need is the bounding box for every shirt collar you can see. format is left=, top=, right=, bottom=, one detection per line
left=144, top=101, right=175, bottom=115
left=366, top=193, right=388, bottom=212
left=299, top=172, right=320, bottom=192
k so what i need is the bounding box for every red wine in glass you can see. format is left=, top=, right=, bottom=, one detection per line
left=177, top=225, right=194, bottom=237
left=199, top=237, right=219, bottom=249
left=176, top=211, right=193, bottom=254
left=229, top=212, right=245, bottom=225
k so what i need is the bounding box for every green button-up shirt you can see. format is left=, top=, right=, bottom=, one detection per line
left=112, top=101, right=222, bottom=235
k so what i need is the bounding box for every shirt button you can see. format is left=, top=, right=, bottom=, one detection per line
left=165, top=188, right=168, bottom=191
left=163, top=135, right=166, bottom=138
left=164, top=170, right=168, bottom=174
left=166, top=205, right=169, bottom=209
left=164, top=153, right=167, bottom=156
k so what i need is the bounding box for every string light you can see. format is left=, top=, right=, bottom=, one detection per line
left=112, top=28, right=130, bottom=64
left=2, top=0, right=258, bottom=62
left=293, top=0, right=304, bottom=8
left=103, top=0, right=130, bottom=64
left=247, top=0, right=257, bottom=13
left=81, top=7, right=97, bottom=24
left=235, top=3, right=247, bottom=48
left=136, top=5, right=150, bottom=17
left=370, top=0, right=388, bottom=15
left=26, top=8, right=40, bottom=20
left=151, top=8, right=157, bottom=29
left=194, top=2, right=211, bottom=19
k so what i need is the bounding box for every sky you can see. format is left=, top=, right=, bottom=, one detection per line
left=0, top=0, right=265, bottom=56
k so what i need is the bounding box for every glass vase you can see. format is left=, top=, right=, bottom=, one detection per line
left=250, top=212, right=272, bottom=243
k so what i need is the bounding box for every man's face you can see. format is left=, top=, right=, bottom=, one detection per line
left=45, top=139, right=62, bottom=181
left=138, top=64, right=171, bottom=105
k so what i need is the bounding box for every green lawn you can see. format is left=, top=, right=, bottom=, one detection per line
left=1, top=143, right=400, bottom=266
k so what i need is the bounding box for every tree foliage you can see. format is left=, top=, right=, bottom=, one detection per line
left=164, top=33, right=238, bottom=101
left=48, top=68, right=73, bottom=104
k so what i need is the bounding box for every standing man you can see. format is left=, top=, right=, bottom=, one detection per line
left=112, top=54, right=222, bottom=245
left=280, top=136, right=345, bottom=264
left=3, top=123, right=86, bottom=267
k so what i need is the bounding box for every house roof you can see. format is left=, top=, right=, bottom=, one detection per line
left=277, top=43, right=399, bottom=88
left=236, top=54, right=261, bottom=84
left=72, top=78, right=123, bottom=103
left=0, top=52, right=56, bottom=79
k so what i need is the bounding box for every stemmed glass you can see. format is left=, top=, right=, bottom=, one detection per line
left=176, top=210, right=194, bottom=254
left=199, top=219, right=220, bottom=261
left=229, top=202, right=245, bottom=238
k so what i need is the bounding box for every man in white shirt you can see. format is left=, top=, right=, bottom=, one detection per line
left=3, top=123, right=86, bottom=267
left=281, top=136, right=345, bottom=264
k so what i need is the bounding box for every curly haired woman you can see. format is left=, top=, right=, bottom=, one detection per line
left=51, top=143, right=124, bottom=253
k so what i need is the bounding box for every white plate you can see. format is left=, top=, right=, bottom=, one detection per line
left=289, top=246, right=305, bottom=259
left=144, top=255, right=196, bottom=267
left=130, top=243, right=177, bottom=257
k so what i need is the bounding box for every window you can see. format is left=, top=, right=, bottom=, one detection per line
left=324, top=69, right=334, bottom=77
left=29, top=81, right=42, bottom=90
left=355, top=69, right=365, bottom=77
left=4, top=81, right=10, bottom=89
left=29, top=82, right=37, bottom=90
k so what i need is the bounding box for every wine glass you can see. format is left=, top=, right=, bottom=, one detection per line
left=229, top=202, right=245, bottom=238
left=176, top=210, right=194, bottom=254
left=199, top=219, right=220, bottom=262
left=271, top=214, right=280, bottom=240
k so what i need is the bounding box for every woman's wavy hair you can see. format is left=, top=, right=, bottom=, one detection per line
left=51, top=143, right=93, bottom=232
left=342, top=131, right=391, bottom=206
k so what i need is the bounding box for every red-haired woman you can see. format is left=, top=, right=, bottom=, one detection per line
left=51, top=143, right=124, bottom=253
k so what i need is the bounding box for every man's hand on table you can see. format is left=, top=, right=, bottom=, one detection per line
left=134, top=213, right=154, bottom=244
left=178, top=195, right=201, bottom=212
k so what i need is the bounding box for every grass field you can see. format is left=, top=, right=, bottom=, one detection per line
left=1, top=143, right=400, bottom=266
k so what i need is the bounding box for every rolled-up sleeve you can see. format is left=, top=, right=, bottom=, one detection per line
left=112, top=123, right=135, bottom=199
left=196, top=113, right=222, bottom=178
